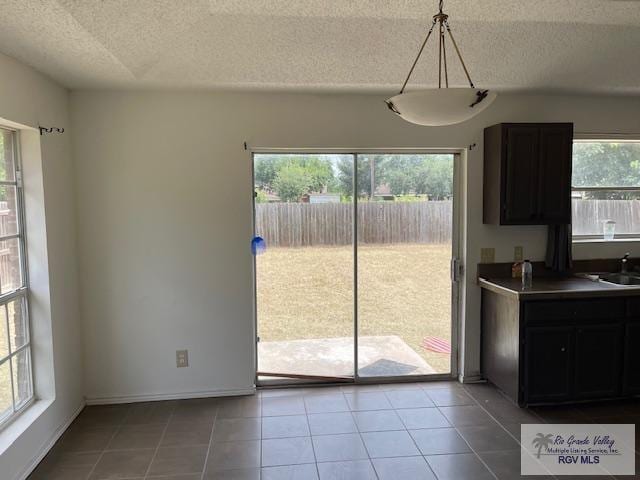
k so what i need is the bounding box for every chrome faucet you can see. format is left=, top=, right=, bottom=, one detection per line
left=621, top=252, right=630, bottom=273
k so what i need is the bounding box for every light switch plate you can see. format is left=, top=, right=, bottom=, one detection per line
left=176, top=349, right=189, bottom=368
left=480, top=247, right=495, bottom=263
left=514, top=246, right=524, bottom=262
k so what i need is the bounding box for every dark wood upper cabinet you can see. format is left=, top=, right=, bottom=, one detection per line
left=504, top=126, right=540, bottom=223
left=483, top=123, right=573, bottom=225
left=538, top=126, right=573, bottom=223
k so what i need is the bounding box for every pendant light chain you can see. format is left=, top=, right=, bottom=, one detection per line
left=444, top=20, right=474, bottom=89
left=438, top=20, right=443, bottom=88
left=397, top=0, right=476, bottom=94
left=441, top=19, right=449, bottom=87
left=399, top=18, right=437, bottom=94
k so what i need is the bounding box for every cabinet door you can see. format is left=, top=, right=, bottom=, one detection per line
left=525, top=326, right=573, bottom=404
left=537, top=125, right=573, bottom=224
left=624, top=322, right=640, bottom=394
left=503, top=126, right=540, bottom=224
left=574, top=324, right=623, bottom=399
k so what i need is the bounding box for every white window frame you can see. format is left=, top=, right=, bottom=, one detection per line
left=0, top=127, right=33, bottom=430
left=572, top=137, right=640, bottom=241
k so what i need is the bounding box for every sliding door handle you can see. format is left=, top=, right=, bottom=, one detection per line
left=451, top=257, right=463, bottom=283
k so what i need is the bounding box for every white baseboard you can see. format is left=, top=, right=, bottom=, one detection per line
left=13, top=401, right=86, bottom=480
left=12, top=387, right=256, bottom=478
left=85, top=386, right=257, bottom=405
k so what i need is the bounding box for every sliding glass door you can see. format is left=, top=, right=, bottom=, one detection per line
left=253, top=152, right=456, bottom=384
left=356, top=154, right=454, bottom=378
left=254, top=154, right=354, bottom=381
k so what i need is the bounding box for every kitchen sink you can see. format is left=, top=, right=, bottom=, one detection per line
left=599, top=272, right=640, bottom=286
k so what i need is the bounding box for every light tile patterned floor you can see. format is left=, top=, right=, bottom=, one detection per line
left=28, top=381, right=640, bottom=479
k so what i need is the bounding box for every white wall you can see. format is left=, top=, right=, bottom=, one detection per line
left=0, top=54, right=82, bottom=480
left=70, top=90, right=640, bottom=400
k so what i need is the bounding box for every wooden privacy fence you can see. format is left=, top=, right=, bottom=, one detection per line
left=255, top=201, right=452, bottom=247
left=572, top=200, right=640, bottom=236
left=255, top=200, right=640, bottom=246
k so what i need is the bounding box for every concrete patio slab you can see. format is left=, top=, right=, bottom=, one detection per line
left=258, top=335, right=436, bottom=378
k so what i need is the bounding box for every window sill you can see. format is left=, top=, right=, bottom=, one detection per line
left=0, top=398, right=53, bottom=456
left=573, top=237, right=640, bottom=244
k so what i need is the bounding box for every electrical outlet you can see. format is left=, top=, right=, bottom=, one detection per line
left=176, top=350, right=189, bottom=368
left=514, top=246, right=524, bottom=262
left=480, top=247, right=495, bottom=263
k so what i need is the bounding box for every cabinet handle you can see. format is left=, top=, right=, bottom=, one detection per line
left=560, top=347, right=566, bottom=352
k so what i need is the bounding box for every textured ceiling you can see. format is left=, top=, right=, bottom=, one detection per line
left=0, top=1, right=639, bottom=93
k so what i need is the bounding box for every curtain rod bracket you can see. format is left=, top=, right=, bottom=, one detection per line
left=39, top=126, right=65, bottom=135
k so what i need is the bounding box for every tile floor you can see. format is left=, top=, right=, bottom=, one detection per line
left=28, top=381, right=640, bottom=479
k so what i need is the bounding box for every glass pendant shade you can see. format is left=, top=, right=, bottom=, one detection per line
left=386, top=88, right=497, bottom=127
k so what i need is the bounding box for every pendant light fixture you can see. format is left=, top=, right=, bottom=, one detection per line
left=386, top=0, right=496, bottom=126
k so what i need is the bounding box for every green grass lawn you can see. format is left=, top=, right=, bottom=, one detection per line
left=256, top=243, right=452, bottom=374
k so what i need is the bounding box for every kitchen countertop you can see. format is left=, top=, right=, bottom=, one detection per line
left=478, top=276, right=640, bottom=300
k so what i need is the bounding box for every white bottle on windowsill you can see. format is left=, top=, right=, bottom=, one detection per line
left=522, top=260, right=533, bottom=289
left=604, top=220, right=616, bottom=241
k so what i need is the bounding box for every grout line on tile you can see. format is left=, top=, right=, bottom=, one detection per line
left=83, top=406, right=132, bottom=480
left=142, top=401, right=178, bottom=480
left=402, top=393, right=501, bottom=479
left=434, top=426, right=500, bottom=480
left=305, top=412, right=321, bottom=478
left=458, top=384, right=561, bottom=479
left=461, top=386, right=531, bottom=441
left=344, top=393, right=379, bottom=476
left=199, top=402, right=220, bottom=480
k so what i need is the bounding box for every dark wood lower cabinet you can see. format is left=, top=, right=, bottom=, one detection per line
left=624, top=322, right=640, bottom=394
left=525, top=326, right=573, bottom=404
left=482, top=291, right=640, bottom=406
left=574, top=324, right=623, bottom=399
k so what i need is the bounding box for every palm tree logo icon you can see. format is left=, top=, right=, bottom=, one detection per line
left=532, top=433, right=554, bottom=459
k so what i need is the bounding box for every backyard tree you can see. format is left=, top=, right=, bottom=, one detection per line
left=0, top=131, right=9, bottom=183
left=573, top=142, right=640, bottom=199
left=273, top=163, right=312, bottom=202
left=259, top=154, right=455, bottom=201
left=254, top=155, right=283, bottom=189
left=295, top=156, right=334, bottom=193
left=384, top=155, right=426, bottom=195
left=254, top=155, right=335, bottom=199
left=386, top=168, right=414, bottom=195
left=0, top=133, right=8, bottom=201
left=336, top=156, right=388, bottom=198
left=413, top=156, right=453, bottom=199
left=337, top=155, right=453, bottom=199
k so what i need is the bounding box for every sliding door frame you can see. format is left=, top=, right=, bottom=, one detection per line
left=251, top=148, right=463, bottom=387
